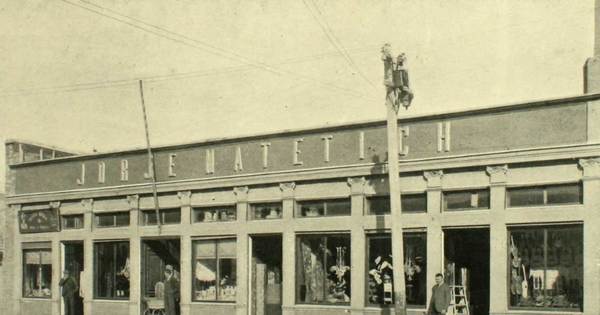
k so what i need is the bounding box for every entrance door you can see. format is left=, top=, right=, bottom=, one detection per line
left=62, top=242, right=84, bottom=315
left=444, top=228, right=490, bottom=315
left=141, top=238, right=181, bottom=315
left=250, top=235, right=282, bottom=315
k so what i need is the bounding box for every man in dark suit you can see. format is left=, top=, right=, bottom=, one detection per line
left=164, top=265, right=180, bottom=315
left=59, top=270, right=79, bottom=315
left=428, top=273, right=451, bottom=315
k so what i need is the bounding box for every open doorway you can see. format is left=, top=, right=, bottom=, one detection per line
left=250, top=235, right=282, bottom=315
left=444, top=228, right=490, bottom=315
left=141, top=238, right=181, bottom=315
left=62, top=241, right=84, bottom=315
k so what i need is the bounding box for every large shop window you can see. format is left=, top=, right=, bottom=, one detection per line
left=94, top=241, right=130, bottom=299
left=141, top=208, right=181, bottom=225
left=367, top=233, right=427, bottom=306
left=297, top=198, right=350, bottom=217
left=94, top=212, right=130, bottom=228
left=23, top=245, right=52, bottom=298
left=296, top=234, right=351, bottom=304
left=366, top=193, right=427, bottom=215
left=443, top=189, right=490, bottom=211
left=193, top=206, right=236, bottom=223
left=193, top=238, right=237, bottom=302
left=507, top=183, right=582, bottom=207
left=508, top=225, right=583, bottom=311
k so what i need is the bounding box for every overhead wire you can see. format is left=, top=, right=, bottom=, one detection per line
left=59, top=0, right=377, bottom=101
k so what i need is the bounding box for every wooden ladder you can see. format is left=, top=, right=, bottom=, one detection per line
left=449, top=285, right=470, bottom=315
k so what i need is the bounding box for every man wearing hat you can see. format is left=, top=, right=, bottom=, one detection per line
left=164, top=265, right=180, bottom=315
left=59, top=269, right=79, bottom=315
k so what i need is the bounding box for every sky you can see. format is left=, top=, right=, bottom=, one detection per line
left=0, top=0, right=595, bottom=192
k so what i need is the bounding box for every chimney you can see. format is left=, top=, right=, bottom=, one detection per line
left=584, top=0, right=600, bottom=93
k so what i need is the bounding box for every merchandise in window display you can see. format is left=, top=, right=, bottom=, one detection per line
left=368, top=255, right=393, bottom=304
left=327, top=247, right=350, bottom=303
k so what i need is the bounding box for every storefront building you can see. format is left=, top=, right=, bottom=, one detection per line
left=4, top=94, right=600, bottom=315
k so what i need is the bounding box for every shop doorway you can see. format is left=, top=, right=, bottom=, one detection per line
left=61, top=241, right=84, bottom=315
left=141, top=238, right=181, bottom=315
left=443, top=228, right=490, bottom=315
left=250, top=235, right=282, bottom=315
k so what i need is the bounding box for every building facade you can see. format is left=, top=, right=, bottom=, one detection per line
left=4, top=94, right=600, bottom=315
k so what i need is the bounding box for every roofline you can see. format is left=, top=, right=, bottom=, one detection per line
left=9, top=92, right=600, bottom=167
left=4, top=138, right=88, bottom=155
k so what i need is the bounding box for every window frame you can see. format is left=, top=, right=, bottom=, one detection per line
left=365, top=231, right=427, bottom=308
left=248, top=201, right=283, bottom=220
left=140, top=208, right=182, bottom=226
left=506, top=182, right=583, bottom=208
left=192, top=238, right=237, bottom=303
left=507, top=224, right=583, bottom=312
left=22, top=247, right=52, bottom=299
left=94, top=211, right=130, bottom=228
left=61, top=214, right=84, bottom=230
left=192, top=205, right=237, bottom=223
left=443, top=188, right=490, bottom=211
left=296, top=198, right=351, bottom=218
left=93, top=240, right=130, bottom=300
left=295, top=232, right=352, bottom=305
left=365, top=193, right=428, bottom=215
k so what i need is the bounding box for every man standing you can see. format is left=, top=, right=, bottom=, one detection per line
left=428, top=273, right=451, bottom=315
left=164, top=265, right=180, bottom=315
left=59, top=270, right=79, bottom=315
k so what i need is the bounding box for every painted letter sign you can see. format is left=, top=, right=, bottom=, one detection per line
left=19, top=208, right=60, bottom=233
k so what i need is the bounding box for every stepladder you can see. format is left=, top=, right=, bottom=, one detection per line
left=448, top=285, right=470, bottom=315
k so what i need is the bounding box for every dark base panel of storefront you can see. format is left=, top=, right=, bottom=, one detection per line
left=21, top=299, right=53, bottom=315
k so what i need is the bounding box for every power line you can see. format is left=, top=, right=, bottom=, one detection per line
left=302, top=0, right=378, bottom=91
left=0, top=44, right=377, bottom=98
left=59, top=0, right=376, bottom=101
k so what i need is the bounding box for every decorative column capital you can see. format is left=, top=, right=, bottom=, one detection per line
left=486, top=165, right=508, bottom=185
left=579, top=157, right=600, bottom=178
left=347, top=177, right=367, bottom=196
left=49, top=201, right=61, bottom=209
left=81, top=198, right=94, bottom=212
left=424, top=170, right=444, bottom=188
left=279, top=182, right=296, bottom=200
left=126, top=195, right=139, bottom=210
left=177, top=191, right=192, bottom=206
left=233, top=186, right=249, bottom=202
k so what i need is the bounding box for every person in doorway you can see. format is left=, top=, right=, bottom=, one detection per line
left=59, top=270, right=79, bottom=315
left=428, top=273, right=451, bottom=315
left=164, top=264, right=180, bottom=315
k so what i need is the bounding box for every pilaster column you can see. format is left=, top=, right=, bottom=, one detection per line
left=126, top=195, right=140, bottom=315
left=177, top=191, right=192, bottom=225
left=233, top=186, right=249, bottom=315
left=279, top=182, right=296, bottom=315
left=52, top=238, right=61, bottom=315
left=579, top=158, right=600, bottom=314
left=180, top=235, right=192, bottom=315
left=486, top=165, right=508, bottom=314
left=348, top=177, right=366, bottom=314
left=424, top=170, right=443, bottom=307
left=80, top=199, right=94, bottom=315
left=81, top=198, right=93, bottom=231
left=6, top=204, right=19, bottom=315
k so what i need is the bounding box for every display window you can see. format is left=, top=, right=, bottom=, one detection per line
left=366, top=233, right=427, bottom=307
left=192, top=238, right=237, bottom=302
left=366, top=193, right=427, bottom=215
left=141, top=208, right=181, bottom=225
left=297, top=199, right=350, bottom=217
left=249, top=202, right=282, bottom=220
left=23, top=247, right=52, bottom=298
left=443, top=189, right=490, bottom=211
left=94, top=212, right=130, bottom=228
left=507, top=183, right=582, bottom=207
left=508, top=225, right=583, bottom=311
left=94, top=241, right=130, bottom=299
left=193, top=206, right=236, bottom=223
left=296, top=233, right=351, bottom=305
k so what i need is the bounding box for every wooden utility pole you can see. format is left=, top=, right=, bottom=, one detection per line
left=381, top=43, right=413, bottom=315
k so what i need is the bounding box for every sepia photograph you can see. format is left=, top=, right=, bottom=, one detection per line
left=0, top=1, right=598, bottom=315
